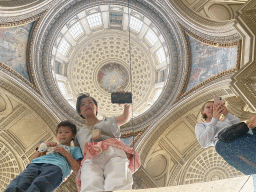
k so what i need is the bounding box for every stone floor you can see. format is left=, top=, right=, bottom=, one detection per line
left=118, top=175, right=254, bottom=192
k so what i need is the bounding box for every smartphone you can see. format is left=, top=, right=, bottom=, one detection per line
left=111, top=92, right=132, bottom=104
left=214, top=97, right=223, bottom=104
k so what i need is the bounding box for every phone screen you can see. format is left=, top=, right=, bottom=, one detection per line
left=111, top=92, right=132, bottom=104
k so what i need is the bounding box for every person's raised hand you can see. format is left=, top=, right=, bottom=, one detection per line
left=220, top=104, right=228, bottom=116
left=213, top=104, right=222, bottom=120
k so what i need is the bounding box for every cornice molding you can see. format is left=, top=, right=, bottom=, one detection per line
left=0, top=69, right=60, bottom=134
left=0, top=0, right=58, bottom=24
left=0, top=12, right=44, bottom=28
left=231, top=1, right=256, bottom=111
left=180, top=69, right=237, bottom=101
left=162, top=0, right=242, bottom=44
left=0, top=62, right=40, bottom=93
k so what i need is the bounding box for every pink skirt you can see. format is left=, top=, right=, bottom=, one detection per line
left=75, top=138, right=141, bottom=191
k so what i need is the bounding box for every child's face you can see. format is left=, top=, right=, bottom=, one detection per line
left=56, top=126, right=75, bottom=146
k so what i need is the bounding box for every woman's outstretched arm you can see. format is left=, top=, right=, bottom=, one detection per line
left=116, top=104, right=130, bottom=126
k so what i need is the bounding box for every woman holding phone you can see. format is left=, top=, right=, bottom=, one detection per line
left=74, top=93, right=140, bottom=192
left=195, top=98, right=256, bottom=175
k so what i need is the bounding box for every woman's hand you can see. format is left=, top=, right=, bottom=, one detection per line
left=123, top=104, right=130, bottom=109
left=220, top=104, right=228, bottom=116
left=247, top=115, right=256, bottom=129
left=213, top=104, right=222, bottom=120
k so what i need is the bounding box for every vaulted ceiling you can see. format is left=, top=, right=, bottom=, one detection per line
left=1, top=0, right=256, bottom=191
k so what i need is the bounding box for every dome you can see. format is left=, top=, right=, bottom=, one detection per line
left=52, top=6, right=170, bottom=118
left=30, top=0, right=187, bottom=132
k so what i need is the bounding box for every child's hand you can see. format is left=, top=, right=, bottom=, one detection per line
left=54, top=146, right=67, bottom=156
left=45, top=142, right=58, bottom=147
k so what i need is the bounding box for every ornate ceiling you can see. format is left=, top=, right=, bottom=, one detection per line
left=28, top=0, right=187, bottom=133
left=67, top=32, right=156, bottom=117
left=0, top=0, right=58, bottom=24
left=181, top=0, right=249, bottom=22
left=1, top=0, right=256, bottom=191
left=0, top=68, right=59, bottom=190
left=0, top=140, right=21, bottom=191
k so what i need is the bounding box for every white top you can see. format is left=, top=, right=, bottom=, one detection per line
left=195, top=113, right=240, bottom=148
left=74, top=117, right=120, bottom=154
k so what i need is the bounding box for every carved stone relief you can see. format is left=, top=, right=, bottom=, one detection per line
left=181, top=0, right=248, bottom=21
left=231, top=1, right=256, bottom=111
left=0, top=0, right=58, bottom=24
left=0, top=92, right=13, bottom=118
left=163, top=0, right=242, bottom=44
left=0, top=141, right=21, bottom=191
left=0, top=71, right=63, bottom=189
left=179, top=147, right=243, bottom=185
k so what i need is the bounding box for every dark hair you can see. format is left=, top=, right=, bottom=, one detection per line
left=201, top=101, right=214, bottom=120
left=76, top=94, right=98, bottom=119
left=56, top=120, right=77, bottom=135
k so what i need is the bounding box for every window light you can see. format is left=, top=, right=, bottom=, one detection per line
left=129, top=16, right=143, bottom=32
left=57, top=81, right=67, bottom=95
left=154, top=88, right=162, bottom=101
left=145, top=29, right=158, bottom=46
left=68, top=101, right=75, bottom=109
left=156, top=47, right=166, bottom=63
left=58, top=39, right=70, bottom=55
left=69, top=22, right=84, bottom=39
left=87, top=13, right=102, bottom=28
left=109, top=12, right=123, bottom=25
left=160, top=69, right=166, bottom=82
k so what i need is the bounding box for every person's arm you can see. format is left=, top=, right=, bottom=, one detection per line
left=115, top=104, right=130, bottom=126
left=54, top=146, right=81, bottom=173
left=225, top=113, right=241, bottom=124
left=195, top=119, right=218, bottom=148
left=30, top=142, right=57, bottom=162
left=221, top=105, right=240, bottom=124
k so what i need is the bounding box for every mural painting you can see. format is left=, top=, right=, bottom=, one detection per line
left=0, top=22, right=34, bottom=81
left=185, top=36, right=237, bottom=92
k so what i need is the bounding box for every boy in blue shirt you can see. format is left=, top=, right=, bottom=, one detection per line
left=5, top=120, right=83, bottom=192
